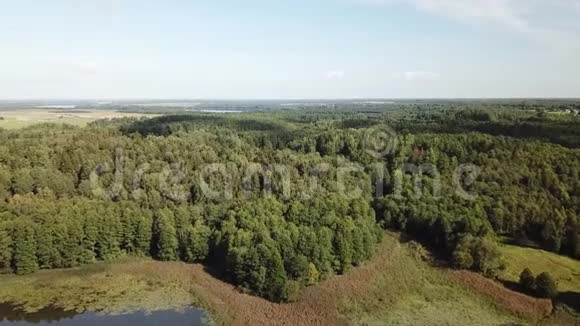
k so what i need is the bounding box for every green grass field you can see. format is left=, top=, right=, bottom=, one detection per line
left=500, top=244, right=580, bottom=294
left=339, top=236, right=528, bottom=326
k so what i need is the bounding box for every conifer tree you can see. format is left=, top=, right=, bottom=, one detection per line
left=154, top=209, right=178, bottom=261
left=12, top=220, right=39, bottom=274
left=0, top=222, right=13, bottom=271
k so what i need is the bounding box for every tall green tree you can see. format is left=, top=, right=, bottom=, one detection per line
left=11, top=220, right=39, bottom=275
left=0, top=222, right=13, bottom=271
left=154, top=209, right=178, bottom=261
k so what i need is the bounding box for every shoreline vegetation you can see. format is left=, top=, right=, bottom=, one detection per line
left=0, top=233, right=576, bottom=325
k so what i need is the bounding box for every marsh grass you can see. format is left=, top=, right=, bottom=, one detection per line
left=0, top=257, right=218, bottom=323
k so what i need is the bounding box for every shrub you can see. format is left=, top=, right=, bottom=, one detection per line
left=407, top=241, right=432, bottom=262
left=519, top=268, right=535, bottom=291
left=306, top=263, right=319, bottom=286
left=452, top=235, right=505, bottom=278
left=535, top=272, right=558, bottom=299
left=453, top=235, right=476, bottom=269
left=285, top=280, right=302, bottom=302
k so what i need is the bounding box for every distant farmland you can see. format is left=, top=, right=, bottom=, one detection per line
left=0, top=109, right=157, bottom=129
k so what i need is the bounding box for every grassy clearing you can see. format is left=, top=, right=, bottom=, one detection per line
left=0, top=109, right=156, bottom=129
left=500, top=244, right=580, bottom=294
left=339, top=234, right=527, bottom=326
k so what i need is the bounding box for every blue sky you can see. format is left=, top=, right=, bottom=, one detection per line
left=1, top=0, right=579, bottom=99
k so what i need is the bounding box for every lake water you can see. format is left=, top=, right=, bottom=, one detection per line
left=0, top=304, right=206, bottom=326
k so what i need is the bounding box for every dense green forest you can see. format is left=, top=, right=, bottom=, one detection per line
left=0, top=101, right=578, bottom=302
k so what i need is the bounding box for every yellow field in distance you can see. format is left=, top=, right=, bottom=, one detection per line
left=0, top=109, right=157, bottom=129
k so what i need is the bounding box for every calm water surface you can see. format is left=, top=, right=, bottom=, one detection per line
left=0, top=304, right=206, bottom=326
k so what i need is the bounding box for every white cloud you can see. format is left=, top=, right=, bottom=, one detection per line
left=325, top=70, right=345, bottom=80
left=410, top=0, right=527, bottom=30
left=351, top=0, right=580, bottom=50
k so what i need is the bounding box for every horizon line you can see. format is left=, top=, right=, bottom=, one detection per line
left=1, top=97, right=580, bottom=102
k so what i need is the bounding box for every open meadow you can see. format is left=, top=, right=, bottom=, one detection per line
left=0, top=109, right=157, bottom=129
left=501, top=244, right=580, bottom=294
left=499, top=243, right=580, bottom=316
